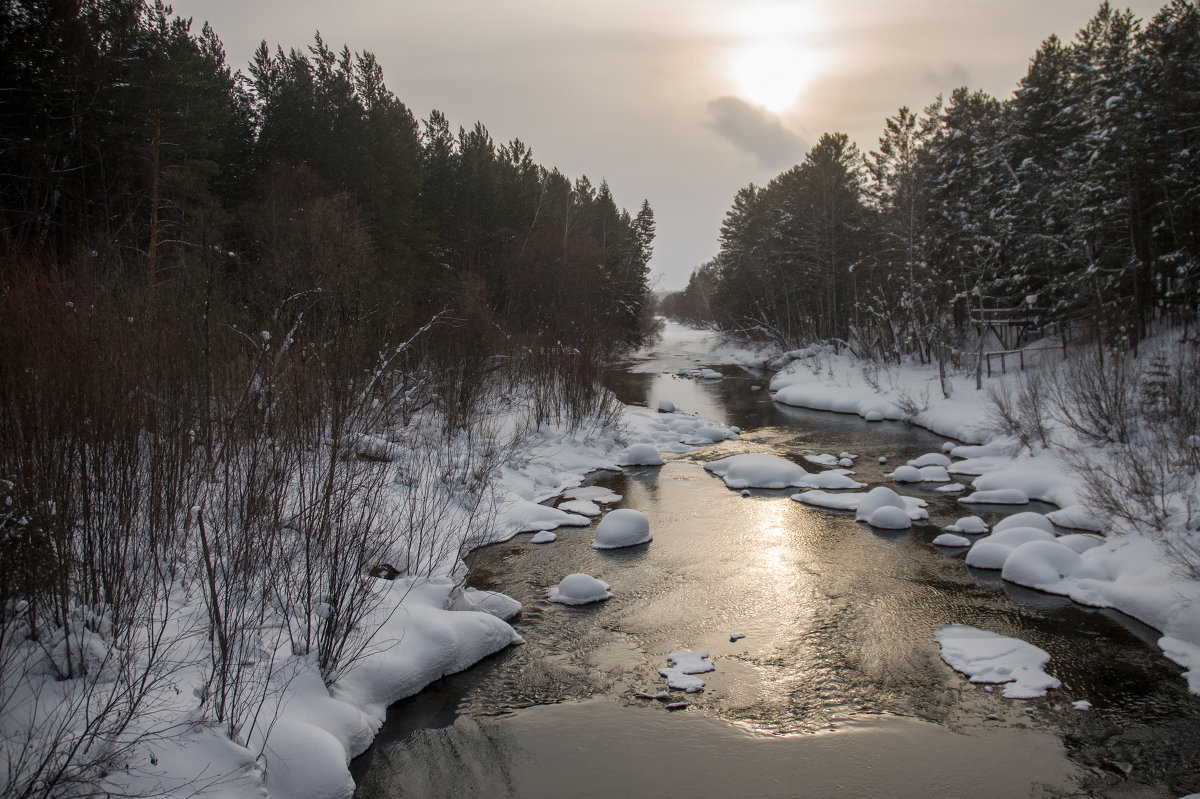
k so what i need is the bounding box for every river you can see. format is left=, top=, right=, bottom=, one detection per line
left=350, top=356, right=1200, bottom=799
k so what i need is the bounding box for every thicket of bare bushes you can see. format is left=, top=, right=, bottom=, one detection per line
left=986, top=334, right=1200, bottom=575
left=0, top=239, right=631, bottom=796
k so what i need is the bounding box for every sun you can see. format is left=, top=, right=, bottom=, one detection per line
left=732, top=42, right=816, bottom=113
left=727, top=3, right=823, bottom=113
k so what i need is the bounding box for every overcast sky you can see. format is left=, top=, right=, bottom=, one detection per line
left=175, top=0, right=1167, bottom=291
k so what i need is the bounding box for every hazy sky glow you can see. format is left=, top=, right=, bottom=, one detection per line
left=176, top=0, right=1168, bottom=290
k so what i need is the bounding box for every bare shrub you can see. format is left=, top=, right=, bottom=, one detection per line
left=893, top=385, right=931, bottom=421
left=1061, top=338, right=1200, bottom=575
left=986, top=369, right=1052, bottom=453
left=1047, top=348, right=1140, bottom=445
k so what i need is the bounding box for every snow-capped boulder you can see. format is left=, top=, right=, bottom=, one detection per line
left=855, top=486, right=908, bottom=522
left=867, top=505, right=912, bottom=530
left=946, top=516, right=988, bottom=534
left=591, top=508, right=652, bottom=549
left=891, top=465, right=924, bottom=483
left=547, top=573, right=612, bottom=605
left=933, top=533, right=972, bottom=547
left=705, top=453, right=808, bottom=489
left=1000, top=540, right=1083, bottom=592
left=994, top=512, right=1055, bottom=535
left=618, top=443, right=665, bottom=467
left=964, top=526, right=1056, bottom=569
left=910, top=453, right=952, bottom=468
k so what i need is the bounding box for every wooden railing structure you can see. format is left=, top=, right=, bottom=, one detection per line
left=969, top=303, right=1072, bottom=377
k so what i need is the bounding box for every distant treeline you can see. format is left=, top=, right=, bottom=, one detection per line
left=663, top=1, right=1199, bottom=361
left=0, top=0, right=657, bottom=358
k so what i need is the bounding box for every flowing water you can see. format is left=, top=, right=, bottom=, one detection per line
left=352, top=361, right=1200, bottom=799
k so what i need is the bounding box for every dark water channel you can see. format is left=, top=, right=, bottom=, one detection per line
left=352, top=363, right=1200, bottom=799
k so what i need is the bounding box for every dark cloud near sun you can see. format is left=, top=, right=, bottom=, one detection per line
left=704, top=96, right=804, bottom=170
left=922, top=61, right=972, bottom=93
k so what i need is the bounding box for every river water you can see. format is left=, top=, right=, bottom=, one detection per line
left=351, top=360, right=1200, bottom=799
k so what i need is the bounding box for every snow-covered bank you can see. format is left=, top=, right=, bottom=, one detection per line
left=233, top=402, right=739, bottom=798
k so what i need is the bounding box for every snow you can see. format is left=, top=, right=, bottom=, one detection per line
left=547, top=573, right=613, bottom=605
left=855, top=486, right=929, bottom=523
left=561, top=486, right=622, bottom=505
left=805, top=453, right=841, bottom=466
left=667, top=650, right=715, bottom=675
left=456, top=588, right=523, bottom=620
left=659, top=668, right=706, bottom=693
left=704, top=453, right=810, bottom=489
left=959, top=488, right=1030, bottom=505
left=501, top=499, right=591, bottom=535
left=867, top=505, right=913, bottom=530
left=529, top=530, right=557, bottom=544
left=618, top=443, right=665, bottom=466
left=1001, top=540, right=1085, bottom=591
left=791, top=486, right=929, bottom=522
left=558, top=499, right=601, bottom=517
left=796, top=469, right=866, bottom=490
left=934, top=533, right=972, bottom=547
left=994, top=512, right=1056, bottom=535
left=937, top=483, right=967, bottom=493
left=891, top=464, right=950, bottom=483
left=965, top=527, right=1056, bottom=569
left=946, top=516, right=989, bottom=534
left=591, top=508, right=653, bottom=549
left=911, top=453, right=952, bottom=468
left=935, top=624, right=1062, bottom=699
left=1046, top=504, right=1105, bottom=532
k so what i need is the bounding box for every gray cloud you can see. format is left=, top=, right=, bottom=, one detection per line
left=922, top=61, right=972, bottom=93
left=704, top=96, right=804, bottom=170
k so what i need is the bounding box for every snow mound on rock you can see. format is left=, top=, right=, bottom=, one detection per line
left=867, top=505, right=912, bottom=530
left=933, top=533, right=972, bottom=547
left=946, top=515, right=988, bottom=534
left=994, top=512, right=1055, bottom=535
left=1001, top=540, right=1084, bottom=592
left=910, top=453, right=952, bottom=468
left=704, top=453, right=808, bottom=489
left=965, top=527, right=1056, bottom=569
left=591, top=508, right=652, bottom=549
left=855, top=486, right=928, bottom=523
left=618, top=443, right=665, bottom=466
left=547, top=573, right=612, bottom=605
